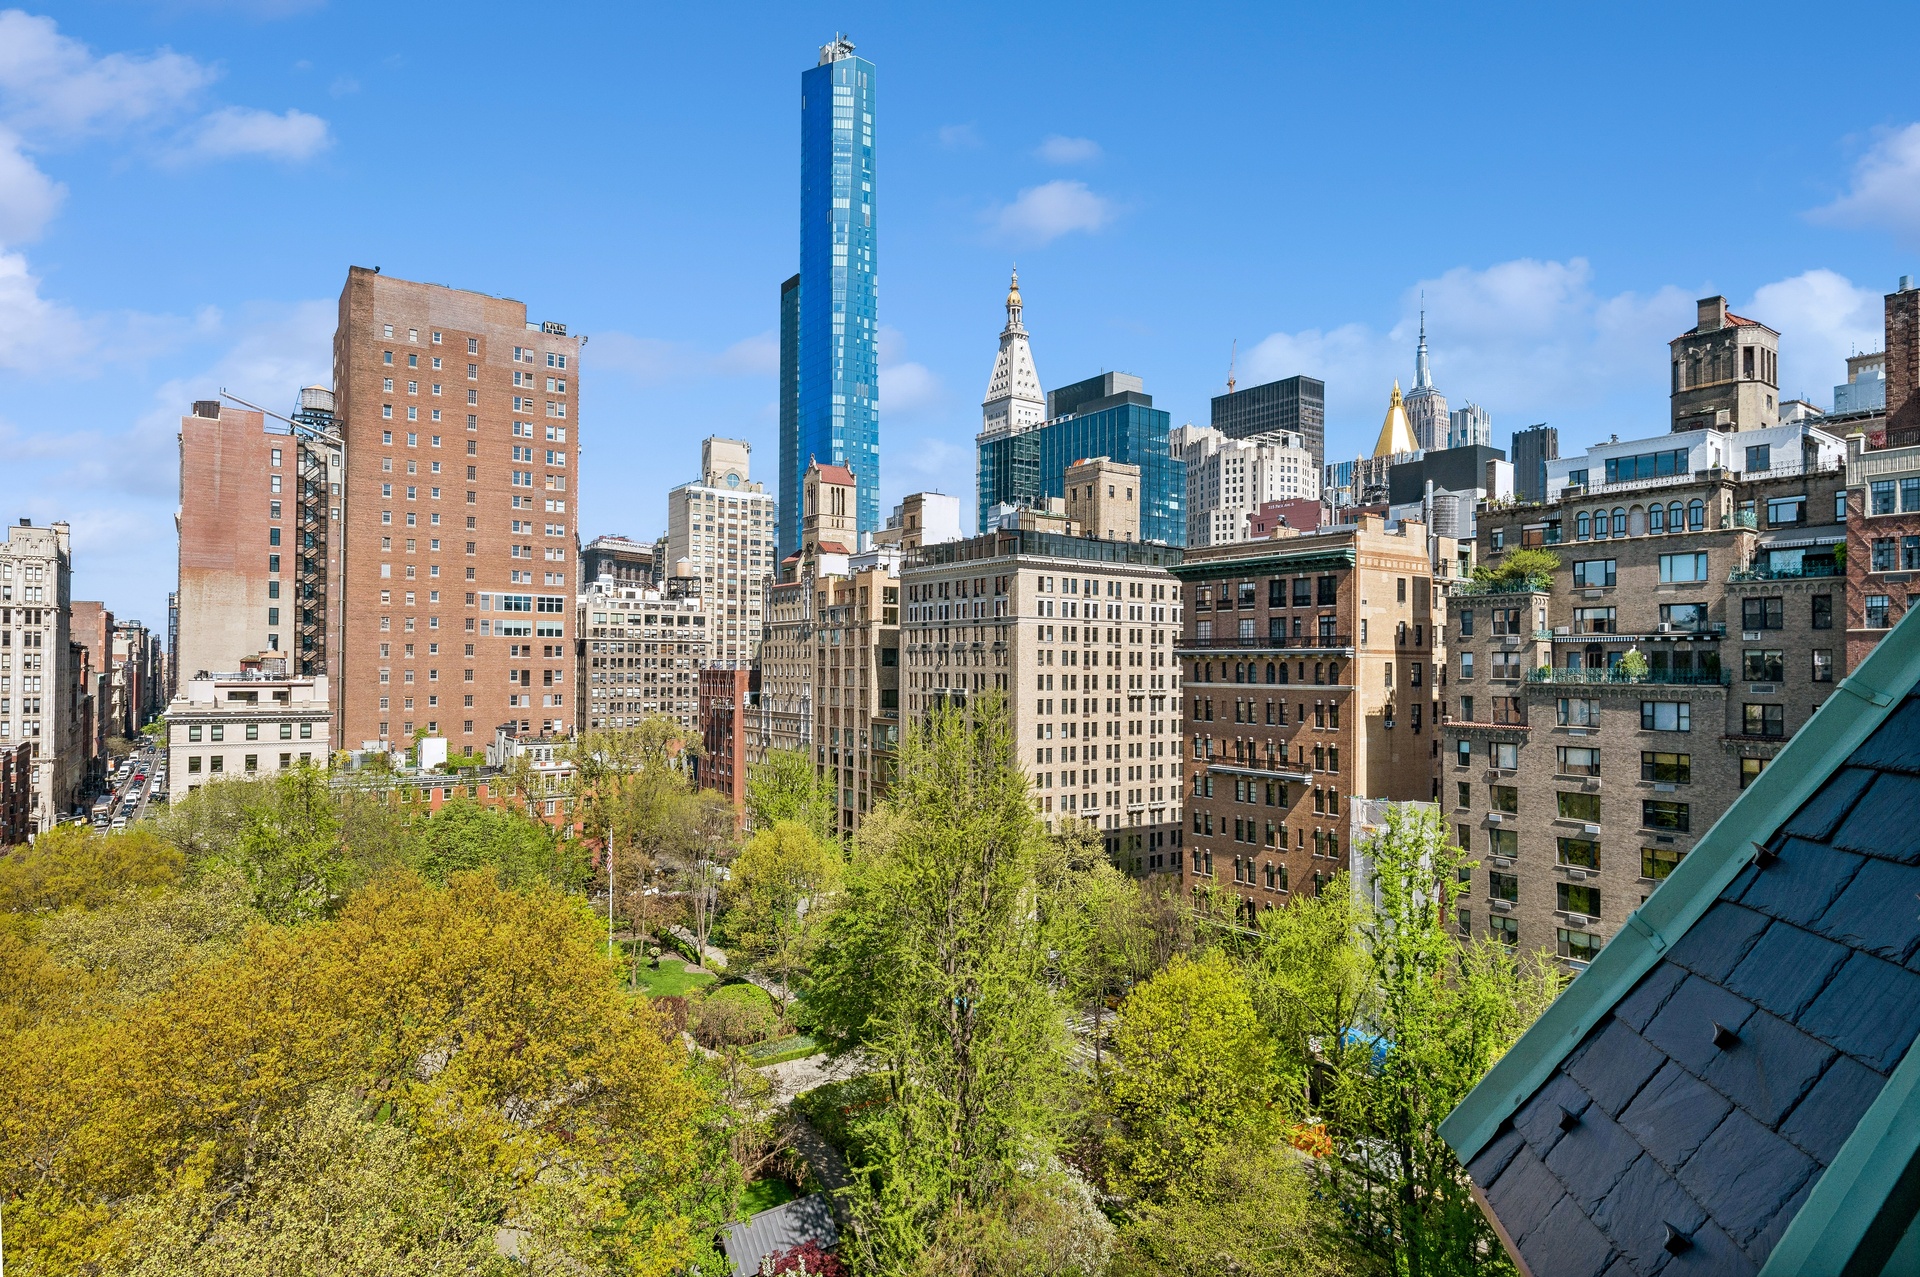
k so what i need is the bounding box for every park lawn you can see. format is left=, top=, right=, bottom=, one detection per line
left=635, top=958, right=716, bottom=998
left=738, top=1176, right=798, bottom=1216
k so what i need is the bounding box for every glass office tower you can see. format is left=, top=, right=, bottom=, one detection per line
left=976, top=372, right=1185, bottom=545
left=779, top=35, right=878, bottom=562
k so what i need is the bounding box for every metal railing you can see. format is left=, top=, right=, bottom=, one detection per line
left=1728, top=561, right=1841, bottom=582
left=1179, top=634, right=1352, bottom=652
left=1525, top=667, right=1729, bottom=686
left=1448, top=578, right=1552, bottom=597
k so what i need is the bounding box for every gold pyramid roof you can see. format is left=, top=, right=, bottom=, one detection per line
left=1372, top=381, right=1418, bottom=458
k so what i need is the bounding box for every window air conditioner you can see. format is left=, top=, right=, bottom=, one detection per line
left=1491, top=899, right=1513, bottom=913
left=1583, top=823, right=1601, bottom=836
left=1566, top=914, right=1590, bottom=928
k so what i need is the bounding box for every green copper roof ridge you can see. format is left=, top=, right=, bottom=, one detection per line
left=1440, top=605, right=1920, bottom=1166
left=1169, top=547, right=1357, bottom=578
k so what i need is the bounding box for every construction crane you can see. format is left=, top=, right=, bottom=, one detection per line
left=1226, top=338, right=1237, bottom=395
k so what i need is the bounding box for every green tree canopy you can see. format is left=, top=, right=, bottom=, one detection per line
left=1102, top=949, right=1278, bottom=1198
left=808, top=692, right=1074, bottom=1268
left=721, top=820, right=840, bottom=1016
left=401, top=796, right=585, bottom=891
left=745, top=747, right=835, bottom=842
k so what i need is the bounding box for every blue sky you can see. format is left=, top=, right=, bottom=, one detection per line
left=6, top=2, right=1920, bottom=628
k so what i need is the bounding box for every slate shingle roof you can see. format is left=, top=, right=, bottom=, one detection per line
left=1463, top=693, right=1920, bottom=1275
left=720, top=1193, right=840, bottom=1277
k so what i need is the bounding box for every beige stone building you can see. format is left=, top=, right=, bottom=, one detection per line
left=1446, top=436, right=1848, bottom=968
left=577, top=580, right=709, bottom=735
left=902, top=523, right=1184, bottom=843
left=165, top=666, right=330, bottom=801
left=663, top=438, right=775, bottom=664
left=1063, top=457, right=1141, bottom=543
left=1, top=519, right=85, bottom=829
left=760, top=463, right=910, bottom=835
left=1175, top=515, right=1455, bottom=919
left=331, top=267, right=580, bottom=750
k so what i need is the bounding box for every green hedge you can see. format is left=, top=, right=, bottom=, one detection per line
left=745, top=1034, right=819, bottom=1066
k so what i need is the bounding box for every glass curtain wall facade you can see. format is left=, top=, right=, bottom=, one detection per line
left=977, top=431, right=1041, bottom=529
left=1037, top=403, right=1185, bottom=545
left=1210, top=375, right=1326, bottom=469
left=783, top=39, right=878, bottom=562
left=778, top=274, right=801, bottom=562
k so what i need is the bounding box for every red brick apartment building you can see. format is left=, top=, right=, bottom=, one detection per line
left=330, top=268, right=580, bottom=750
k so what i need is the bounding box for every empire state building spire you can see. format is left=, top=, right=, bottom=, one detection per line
left=1402, top=304, right=1448, bottom=451
left=1414, top=308, right=1434, bottom=390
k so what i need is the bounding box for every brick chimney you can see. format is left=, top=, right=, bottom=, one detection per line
left=1888, top=279, right=1920, bottom=435
left=1696, top=296, right=1729, bottom=332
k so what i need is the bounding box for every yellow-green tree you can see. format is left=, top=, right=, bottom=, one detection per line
left=1101, top=949, right=1277, bottom=1198
left=721, top=820, right=840, bottom=1017
left=0, top=872, right=721, bottom=1276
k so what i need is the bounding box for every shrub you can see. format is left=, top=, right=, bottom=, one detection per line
left=764, top=1239, right=847, bottom=1276
left=691, top=983, right=779, bottom=1048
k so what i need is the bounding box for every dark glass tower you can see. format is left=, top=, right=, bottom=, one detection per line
left=1210, top=375, right=1326, bottom=470
left=779, top=35, right=878, bottom=563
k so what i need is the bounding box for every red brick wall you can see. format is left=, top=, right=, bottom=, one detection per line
left=332, top=269, right=580, bottom=750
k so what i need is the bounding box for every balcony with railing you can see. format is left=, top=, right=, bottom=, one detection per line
left=1727, top=560, right=1842, bottom=582
left=1447, top=578, right=1552, bottom=598
left=1526, top=666, right=1730, bottom=687
left=1179, top=633, right=1352, bottom=653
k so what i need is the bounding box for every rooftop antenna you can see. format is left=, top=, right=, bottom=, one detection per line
left=1226, top=339, right=1237, bottom=395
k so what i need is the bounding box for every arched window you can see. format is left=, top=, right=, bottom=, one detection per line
left=1278, top=662, right=1289, bottom=684
left=1613, top=508, right=1627, bottom=536
left=1235, top=662, right=1246, bottom=683
left=1649, top=503, right=1665, bottom=534
left=1594, top=509, right=1608, bottom=539
left=1576, top=511, right=1591, bottom=539
left=1668, top=502, right=1684, bottom=532
left=1265, top=661, right=1276, bottom=684
left=1328, top=661, right=1341, bottom=684
left=1688, top=499, right=1705, bottom=531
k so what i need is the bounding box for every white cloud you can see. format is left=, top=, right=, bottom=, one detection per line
left=1036, top=134, right=1101, bottom=164
left=0, top=128, right=64, bottom=241
left=879, top=361, right=943, bottom=420
left=329, top=75, right=360, bottom=97
left=937, top=122, right=981, bottom=150
left=988, top=179, right=1116, bottom=245
left=1812, top=123, right=1920, bottom=243
left=1747, top=269, right=1882, bottom=405
left=176, top=105, right=330, bottom=162
left=0, top=9, right=214, bottom=136
left=0, top=248, right=88, bottom=368
left=1245, top=257, right=1896, bottom=457
left=1243, top=257, right=1699, bottom=458
left=592, top=329, right=778, bottom=385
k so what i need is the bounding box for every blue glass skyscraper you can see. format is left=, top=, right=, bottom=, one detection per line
left=779, top=35, right=878, bottom=563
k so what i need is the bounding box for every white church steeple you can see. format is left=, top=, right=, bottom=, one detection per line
left=980, top=266, right=1046, bottom=440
